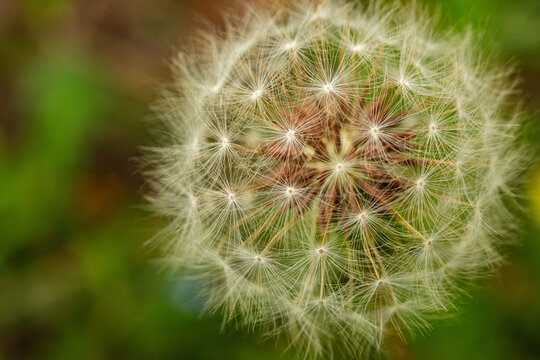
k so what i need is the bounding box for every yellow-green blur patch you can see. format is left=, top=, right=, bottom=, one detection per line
left=529, top=167, right=540, bottom=224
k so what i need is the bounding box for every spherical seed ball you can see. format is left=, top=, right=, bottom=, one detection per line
left=145, top=0, right=525, bottom=358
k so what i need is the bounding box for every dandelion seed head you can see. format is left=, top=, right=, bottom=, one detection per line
left=145, top=0, right=527, bottom=358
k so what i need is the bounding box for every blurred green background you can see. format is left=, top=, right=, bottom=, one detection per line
left=0, top=0, right=538, bottom=359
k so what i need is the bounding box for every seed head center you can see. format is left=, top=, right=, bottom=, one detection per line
left=323, top=84, right=333, bottom=94
left=399, top=78, right=410, bottom=87
left=351, top=43, right=365, bottom=52
left=284, top=41, right=296, bottom=50
left=251, top=89, right=262, bottom=99
left=286, top=130, right=295, bottom=140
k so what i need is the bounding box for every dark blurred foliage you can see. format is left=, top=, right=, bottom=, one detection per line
left=0, top=0, right=538, bottom=359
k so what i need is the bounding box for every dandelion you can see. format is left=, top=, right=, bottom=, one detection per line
left=144, top=0, right=526, bottom=358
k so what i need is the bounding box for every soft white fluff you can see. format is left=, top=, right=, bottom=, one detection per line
left=144, top=1, right=525, bottom=358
